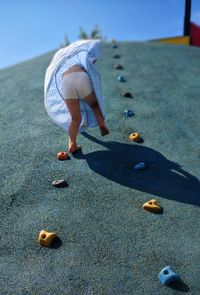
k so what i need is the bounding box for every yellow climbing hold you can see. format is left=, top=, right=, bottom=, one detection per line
left=142, top=199, right=162, bottom=213
left=38, top=229, right=58, bottom=247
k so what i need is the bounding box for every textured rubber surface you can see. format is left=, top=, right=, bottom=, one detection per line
left=0, top=42, right=200, bottom=294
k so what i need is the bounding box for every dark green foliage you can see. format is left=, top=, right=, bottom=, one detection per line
left=79, top=24, right=104, bottom=40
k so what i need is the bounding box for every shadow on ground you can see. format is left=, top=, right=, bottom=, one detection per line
left=75, top=132, right=200, bottom=207
left=168, top=281, right=190, bottom=292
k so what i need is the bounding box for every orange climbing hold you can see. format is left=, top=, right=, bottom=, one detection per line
left=57, top=151, right=68, bottom=160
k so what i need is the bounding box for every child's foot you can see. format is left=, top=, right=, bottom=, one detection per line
left=68, top=145, right=82, bottom=154
left=100, top=126, right=110, bottom=136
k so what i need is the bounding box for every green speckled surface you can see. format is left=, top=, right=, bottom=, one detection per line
left=0, top=42, right=200, bottom=294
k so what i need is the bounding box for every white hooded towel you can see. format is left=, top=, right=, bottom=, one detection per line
left=44, top=39, right=105, bottom=132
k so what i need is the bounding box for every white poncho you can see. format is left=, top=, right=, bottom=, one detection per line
left=44, top=39, right=105, bottom=132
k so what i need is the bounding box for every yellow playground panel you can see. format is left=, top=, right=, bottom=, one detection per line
left=153, top=35, right=190, bottom=45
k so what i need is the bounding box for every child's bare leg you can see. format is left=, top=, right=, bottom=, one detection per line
left=64, top=99, right=81, bottom=151
left=83, top=91, right=109, bottom=136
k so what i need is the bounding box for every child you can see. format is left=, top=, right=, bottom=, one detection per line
left=44, top=39, right=109, bottom=153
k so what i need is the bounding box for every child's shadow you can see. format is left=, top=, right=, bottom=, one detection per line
left=77, top=132, right=200, bottom=207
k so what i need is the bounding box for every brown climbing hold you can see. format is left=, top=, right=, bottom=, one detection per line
left=38, top=230, right=58, bottom=247
left=122, top=91, right=133, bottom=98
left=114, top=64, right=124, bottom=69
left=113, top=54, right=121, bottom=59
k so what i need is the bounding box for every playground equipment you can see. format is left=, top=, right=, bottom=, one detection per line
left=122, top=91, right=133, bottom=98
left=142, top=199, right=162, bottom=213
left=113, top=54, right=121, bottom=59
left=57, top=151, right=68, bottom=160
left=158, top=266, right=181, bottom=285
left=38, top=230, right=58, bottom=247
left=117, top=75, right=126, bottom=82
left=153, top=0, right=200, bottom=47
left=52, top=179, right=68, bottom=188
left=129, top=132, right=140, bottom=142
left=114, top=64, right=124, bottom=69
left=134, top=162, right=146, bottom=171
left=124, top=110, right=134, bottom=117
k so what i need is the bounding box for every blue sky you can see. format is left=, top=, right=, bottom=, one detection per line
left=0, top=0, right=200, bottom=69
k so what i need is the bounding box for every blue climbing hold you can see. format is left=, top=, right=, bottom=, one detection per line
left=158, top=266, right=181, bottom=285
left=134, top=162, right=146, bottom=170
left=124, top=110, right=134, bottom=117
left=112, top=44, right=118, bottom=49
left=117, top=75, right=126, bottom=82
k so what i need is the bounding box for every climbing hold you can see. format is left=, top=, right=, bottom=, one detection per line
left=112, top=44, right=118, bottom=49
left=129, top=132, right=140, bottom=142
left=158, top=266, right=181, bottom=285
left=117, top=75, right=126, bottom=82
left=142, top=199, right=162, bottom=213
left=134, top=162, right=146, bottom=170
left=52, top=179, right=68, bottom=188
left=113, top=54, right=121, bottom=59
left=57, top=151, right=68, bottom=160
left=38, top=230, right=58, bottom=247
left=122, top=91, right=133, bottom=98
left=124, top=110, right=134, bottom=117
left=114, top=64, right=123, bottom=69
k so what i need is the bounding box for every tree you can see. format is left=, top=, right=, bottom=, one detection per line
left=78, top=27, right=89, bottom=40
left=78, top=25, right=104, bottom=40
left=60, top=34, right=70, bottom=48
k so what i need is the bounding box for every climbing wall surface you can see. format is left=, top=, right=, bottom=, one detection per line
left=0, top=41, right=200, bottom=294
